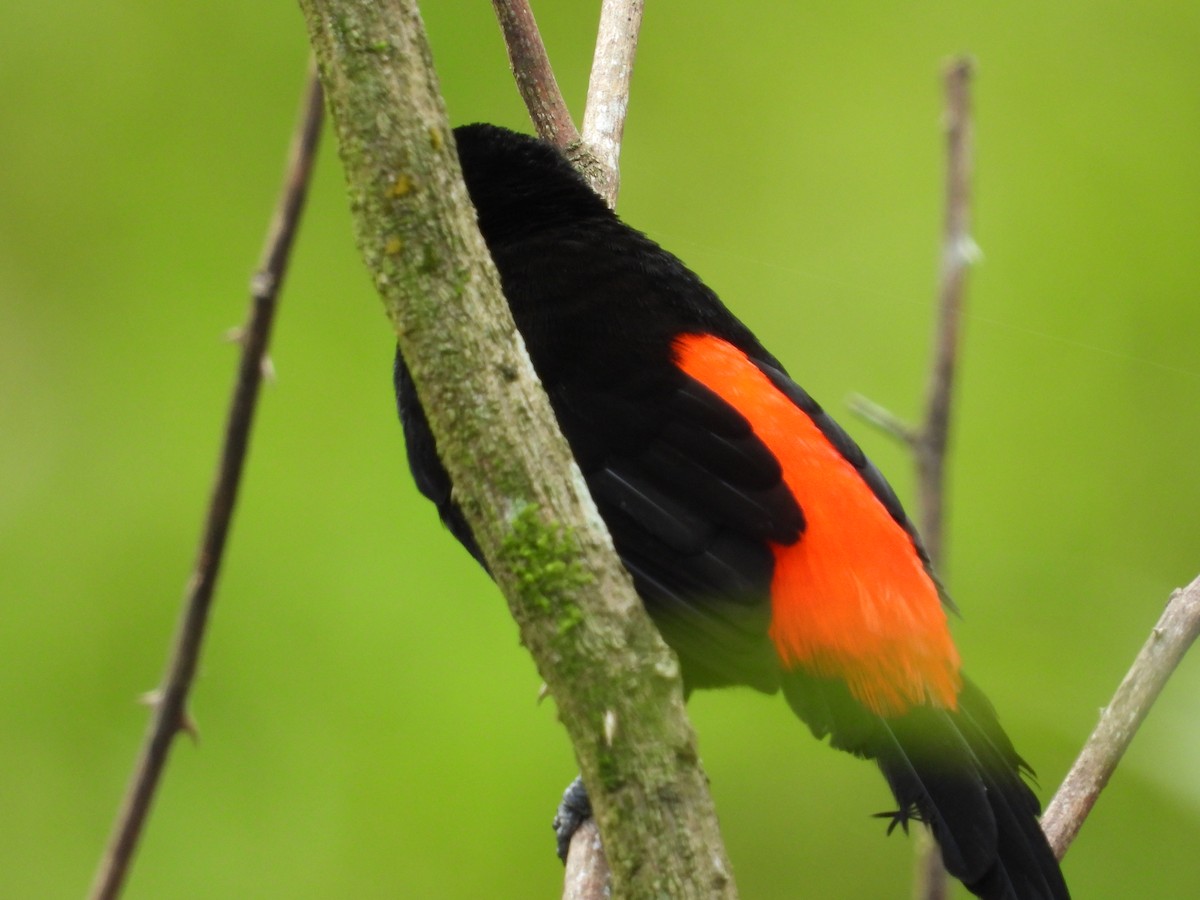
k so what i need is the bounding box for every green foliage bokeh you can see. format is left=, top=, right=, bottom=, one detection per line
left=2, top=2, right=1198, bottom=897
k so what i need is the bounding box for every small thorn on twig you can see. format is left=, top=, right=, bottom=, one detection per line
left=947, top=233, right=983, bottom=268
left=223, top=327, right=275, bottom=380
left=847, top=393, right=919, bottom=446
left=136, top=690, right=200, bottom=742
left=251, top=271, right=277, bottom=300
left=537, top=682, right=551, bottom=704
left=179, top=711, right=200, bottom=744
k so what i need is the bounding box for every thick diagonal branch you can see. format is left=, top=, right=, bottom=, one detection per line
left=298, top=2, right=735, bottom=896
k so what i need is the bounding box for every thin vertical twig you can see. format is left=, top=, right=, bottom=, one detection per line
left=914, top=57, right=974, bottom=900
left=848, top=56, right=975, bottom=900
left=579, top=0, right=645, bottom=205
left=562, top=821, right=608, bottom=900
left=491, top=0, right=580, bottom=149
left=915, top=56, right=975, bottom=567
left=849, top=56, right=974, bottom=565
left=87, top=63, right=324, bottom=900
left=1043, top=574, right=1200, bottom=858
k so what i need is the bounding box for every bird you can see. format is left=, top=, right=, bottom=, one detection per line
left=392, top=122, right=1070, bottom=900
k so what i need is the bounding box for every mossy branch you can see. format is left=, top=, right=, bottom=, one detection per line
left=296, top=1, right=736, bottom=896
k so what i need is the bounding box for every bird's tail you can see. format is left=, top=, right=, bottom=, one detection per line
left=782, top=673, right=1069, bottom=900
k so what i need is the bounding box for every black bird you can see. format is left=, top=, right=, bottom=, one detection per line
left=393, top=123, right=1069, bottom=900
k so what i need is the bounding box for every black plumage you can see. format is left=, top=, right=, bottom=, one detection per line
left=393, top=123, right=1068, bottom=900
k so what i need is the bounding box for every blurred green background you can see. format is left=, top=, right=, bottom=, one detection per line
left=3, top=1, right=1197, bottom=897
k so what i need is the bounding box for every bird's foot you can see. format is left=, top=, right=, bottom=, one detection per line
left=553, top=775, right=593, bottom=862
left=873, top=802, right=925, bottom=836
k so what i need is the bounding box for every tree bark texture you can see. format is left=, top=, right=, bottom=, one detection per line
left=297, top=2, right=736, bottom=896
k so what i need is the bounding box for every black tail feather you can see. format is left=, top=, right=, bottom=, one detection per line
left=951, top=683, right=1069, bottom=900
left=879, top=712, right=997, bottom=882
left=782, top=672, right=1069, bottom=900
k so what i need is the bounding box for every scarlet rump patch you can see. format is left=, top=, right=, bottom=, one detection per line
left=672, top=334, right=961, bottom=717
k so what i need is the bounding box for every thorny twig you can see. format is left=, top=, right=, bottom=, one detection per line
left=87, top=62, right=324, bottom=900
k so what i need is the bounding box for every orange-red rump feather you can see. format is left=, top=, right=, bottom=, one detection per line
left=672, top=333, right=962, bottom=717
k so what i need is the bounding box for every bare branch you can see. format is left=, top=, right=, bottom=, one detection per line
left=911, top=829, right=949, bottom=900
left=562, top=820, right=608, bottom=900
left=914, top=56, right=974, bottom=567
left=578, top=0, right=644, bottom=205
left=1043, top=574, right=1200, bottom=858
left=88, top=62, right=324, bottom=900
left=853, top=57, right=974, bottom=563
left=487, top=3, right=645, bottom=887
left=491, top=0, right=580, bottom=149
